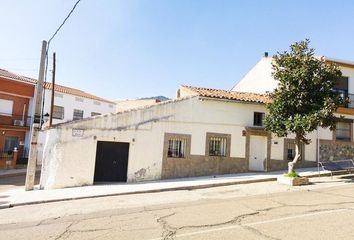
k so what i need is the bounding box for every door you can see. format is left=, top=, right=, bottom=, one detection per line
left=94, top=141, right=129, bottom=182
left=249, top=136, right=267, bottom=171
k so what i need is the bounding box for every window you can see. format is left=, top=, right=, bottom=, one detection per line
left=52, top=105, right=64, bottom=119
left=208, top=136, right=227, bottom=156
left=73, top=109, right=84, bottom=121
left=91, top=112, right=101, bottom=117
left=335, top=121, right=351, bottom=141
left=0, top=99, right=14, bottom=116
left=4, top=136, right=19, bottom=153
left=94, top=101, right=101, bottom=106
left=167, top=138, right=186, bottom=158
left=284, top=139, right=304, bottom=161
left=75, top=97, right=84, bottom=102
left=333, top=76, right=349, bottom=107
left=254, top=112, right=265, bottom=126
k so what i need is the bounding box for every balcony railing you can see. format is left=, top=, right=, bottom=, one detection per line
left=0, top=113, right=32, bottom=127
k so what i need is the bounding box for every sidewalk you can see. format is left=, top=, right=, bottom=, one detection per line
left=0, top=166, right=41, bottom=178
left=0, top=167, right=328, bottom=209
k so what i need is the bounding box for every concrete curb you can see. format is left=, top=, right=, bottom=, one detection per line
left=0, top=171, right=344, bottom=209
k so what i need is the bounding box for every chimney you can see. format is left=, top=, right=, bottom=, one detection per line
left=264, top=52, right=269, bottom=58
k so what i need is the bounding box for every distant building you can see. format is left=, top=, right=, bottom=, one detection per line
left=0, top=68, right=116, bottom=168
left=0, top=69, right=35, bottom=168
left=115, top=98, right=161, bottom=112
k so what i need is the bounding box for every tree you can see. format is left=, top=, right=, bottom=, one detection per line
left=264, top=39, right=342, bottom=174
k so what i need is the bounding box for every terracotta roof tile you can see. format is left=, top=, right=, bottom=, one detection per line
left=181, top=85, right=271, bottom=104
left=0, top=68, right=114, bottom=104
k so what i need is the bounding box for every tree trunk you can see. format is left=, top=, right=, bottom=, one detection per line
left=288, top=137, right=301, bottom=174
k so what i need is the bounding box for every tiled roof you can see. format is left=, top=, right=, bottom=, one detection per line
left=0, top=68, right=36, bottom=84
left=181, top=85, right=271, bottom=104
left=0, top=68, right=114, bottom=104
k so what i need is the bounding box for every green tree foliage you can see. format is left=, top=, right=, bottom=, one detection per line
left=264, top=39, right=342, bottom=173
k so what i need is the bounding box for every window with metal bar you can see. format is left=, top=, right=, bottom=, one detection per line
left=52, top=105, right=64, bottom=119
left=73, top=109, right=84, bottom=121
left=335, top=121, right=351, bottom=141
left=167, top=138, right=186, bottom=158
left=208, top=137, right=227, bottom=156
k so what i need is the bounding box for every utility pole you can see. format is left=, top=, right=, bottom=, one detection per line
left=49, top=52, right=56, bottom=127
left=25, top=40, right=47, bottom=191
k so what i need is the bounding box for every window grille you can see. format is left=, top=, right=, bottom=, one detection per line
left=336, top=121, right=351, bottom=141
left=73, top=109, right=84, bottom=121
left=52, top=105, right=64, bottom=119
left=167, top=138, right=186, bottom=158
left=209, top=137, right=227, bottom=156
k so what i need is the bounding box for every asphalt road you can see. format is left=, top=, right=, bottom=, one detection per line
left=0, top=176, right=354, bottom=240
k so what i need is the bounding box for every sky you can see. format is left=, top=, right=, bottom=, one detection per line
left=1, top=0, right=354, bottom=101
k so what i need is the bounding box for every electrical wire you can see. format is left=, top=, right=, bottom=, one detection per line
left=48, top=0, right=82, bottom=45
left=40, top=0, right=83, bottom=125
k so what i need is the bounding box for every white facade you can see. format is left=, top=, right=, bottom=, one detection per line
left=37, top=88, right=116, bottom=164
left=40, top=94, right=334, bottom=189
left=232, top=56, right=354, bottom=95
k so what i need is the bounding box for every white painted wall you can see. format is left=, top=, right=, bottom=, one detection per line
left=37, top=89, right=116, bottom=164
left=232, top=57, right=277, bottom=94
left=232, top=57, right=354, bottom=95
left=40, top=95, right=346, bottom=189
left=42, top=89, right=115, bottom=124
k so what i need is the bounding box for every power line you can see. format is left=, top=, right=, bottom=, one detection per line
left=48, top=0, right=82, bottom=44
left=41, top=0, right=83, bottom=120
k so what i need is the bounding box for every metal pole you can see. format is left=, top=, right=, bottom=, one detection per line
left=49, top=52, right=56, bottom=127
left=317, top=126, right=320, bottom=177
left=25, top=40, right=47, bottom=191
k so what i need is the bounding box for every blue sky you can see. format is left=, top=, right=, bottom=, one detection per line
left=1, top=0, right=354, bottom=100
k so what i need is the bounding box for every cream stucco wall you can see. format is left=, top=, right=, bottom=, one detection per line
left=40, top=94, right=353, bottom=189
left=41, top=97, right=272, bottom=189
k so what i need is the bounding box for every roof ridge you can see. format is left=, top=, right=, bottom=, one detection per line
left=0, top=67, right=114, bottom=104
left=181, top=85, right=269, bottom=97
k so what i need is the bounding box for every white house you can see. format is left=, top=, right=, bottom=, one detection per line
left=39, top=56, right=354, bottom=190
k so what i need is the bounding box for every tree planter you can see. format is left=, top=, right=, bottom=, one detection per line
left=277, top=175, right=309, bottom=186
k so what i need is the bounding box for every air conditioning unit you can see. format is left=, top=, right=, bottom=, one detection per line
left=13, top=120, right=25, bottom=127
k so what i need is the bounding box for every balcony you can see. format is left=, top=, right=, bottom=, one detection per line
left=0, top=113, right=32, bottom=128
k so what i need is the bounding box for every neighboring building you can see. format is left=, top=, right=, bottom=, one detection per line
left=0, top=69, right=35, bottom=168
left=0, top=68, right=116, bottom=168
left=115, top=99, right=161, bottom=112
left=233, top=55, right=354, bottom=164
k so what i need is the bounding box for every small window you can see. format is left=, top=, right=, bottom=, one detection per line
left=54, top=93, right=64, bottom=98
left=0, top=99, right=14, bottom=116
left=73, top=109, right=84, bottom=121
left=75, top=97, right=84, bottom=102
left=336, top=121, right=351, bottom=141
left=168, top=138, right=186, bottom=158
left=52, top=105, right=64, bottom=119
left=94, top=101, right=101, bottom=106
left=91, top=112, right=101, bottom=117
left=253, top=112, right=265, bottom=126
left=209, top=136, right=227, bottom=156
left=284, top=139, right=304, bottom=161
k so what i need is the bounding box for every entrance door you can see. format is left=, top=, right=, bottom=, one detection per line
left=94, top=141, right=129, bottom=182
left=249, top=136, right=267, bottom=171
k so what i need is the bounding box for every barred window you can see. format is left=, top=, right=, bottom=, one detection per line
left=73, top=109, right=84, bottom=121
left=286, top=142, right=304, bottom=161
left=167, top=138, right=186, bottom=158
left=209, top=137, right=227, bottom=156
left=52, top=105, right=64, bottom=119
left=336, top=121, right=351, bottom=141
